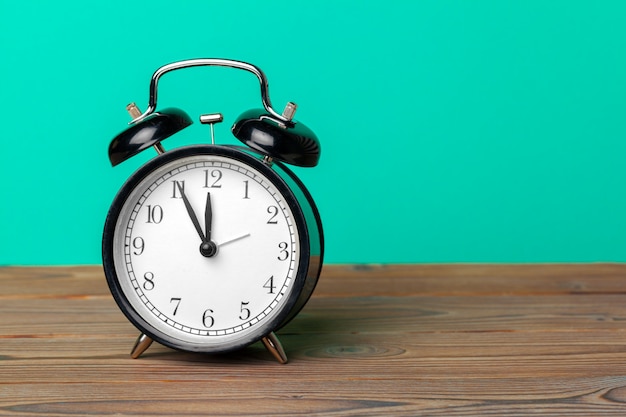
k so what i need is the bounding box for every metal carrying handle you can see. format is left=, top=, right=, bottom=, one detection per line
left=131, top=58, right=291, bottom=124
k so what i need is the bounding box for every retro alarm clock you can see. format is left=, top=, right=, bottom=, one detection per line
left=102, top=59, right=323, bottom=364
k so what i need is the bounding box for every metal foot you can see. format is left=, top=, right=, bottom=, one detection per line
left=261, top=332, right=288, bottom=364
left=130, top=333, right=153, bottom=359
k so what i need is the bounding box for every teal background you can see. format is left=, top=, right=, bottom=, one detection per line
left=2, top=1, right=626, bottom=265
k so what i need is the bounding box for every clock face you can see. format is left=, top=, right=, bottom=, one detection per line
left=105, top=146, right=305, bottom=352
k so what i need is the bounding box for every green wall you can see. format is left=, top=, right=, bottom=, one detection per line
left=2, top=1, right=626, bottom=265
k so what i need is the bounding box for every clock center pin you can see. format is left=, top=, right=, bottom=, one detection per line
left=200, top=241, right=218, bottom=258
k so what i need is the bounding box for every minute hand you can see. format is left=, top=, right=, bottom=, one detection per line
left=177, top=182, right=205, bottom=242
left=204, top=192, right=212, bottom=242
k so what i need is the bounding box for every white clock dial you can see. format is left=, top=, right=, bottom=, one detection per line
left=111, top=153, right=301, bottom=350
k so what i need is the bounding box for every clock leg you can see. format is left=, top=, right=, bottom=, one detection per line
left=261, top=332, right=288, bottom=364
left=130, top=333, right=154, bottom=359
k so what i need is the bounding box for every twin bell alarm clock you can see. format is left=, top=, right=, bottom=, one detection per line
left=102, top=59, right=323, bottom=364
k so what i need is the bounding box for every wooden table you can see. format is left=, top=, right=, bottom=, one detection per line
left=2, top=264, right=626, bottom=416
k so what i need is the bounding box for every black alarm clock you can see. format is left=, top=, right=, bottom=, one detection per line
left=102, top=59, right=323, bottom=364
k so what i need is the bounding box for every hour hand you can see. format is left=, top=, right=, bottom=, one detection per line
left=177, top=182, right=205, bottom=242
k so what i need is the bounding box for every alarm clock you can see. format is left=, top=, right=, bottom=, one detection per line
left=102, top=59, right=323, bottom=364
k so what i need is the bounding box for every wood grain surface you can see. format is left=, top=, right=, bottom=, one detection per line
left=2, top=264, right=626, bottom=416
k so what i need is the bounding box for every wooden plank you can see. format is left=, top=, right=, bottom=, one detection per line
left=1, top=264, right=626, bottom=416
left=316, top=263, right=626, bottom=296
left=0, top=266, right=109, bottom=297
left=3, top=263, right=626, bottom=297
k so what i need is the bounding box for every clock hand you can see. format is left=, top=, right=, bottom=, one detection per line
left=198, top=192, right=219, bottom=257
left=217, top=233, right=251, bottom=248
left=204, top=192, right=212, bottom=242
left=176, top=182, right=205, bottom=242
